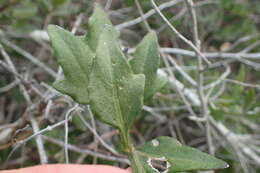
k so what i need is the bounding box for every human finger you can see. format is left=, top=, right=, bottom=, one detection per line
left=0, top=164, right=130, bottom=173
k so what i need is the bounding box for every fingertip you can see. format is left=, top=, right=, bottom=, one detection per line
left=126, top=167, right=132, bottom=173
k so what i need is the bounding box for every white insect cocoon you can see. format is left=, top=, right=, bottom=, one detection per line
left=147, top=157, right=171, bottom=173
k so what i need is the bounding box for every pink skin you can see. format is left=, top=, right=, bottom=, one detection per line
left=0, top=164, right=132, bottom=173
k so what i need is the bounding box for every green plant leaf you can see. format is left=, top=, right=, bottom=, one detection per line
left=233, top=64, right=246, bottom=100
left=150, top=75, right=168, bottom=98
left=86, top=4, right=119, bottom=51
left=48, top=25, right=94, bottom=104
left=129, top=31, right=167, bottom=100
left=244, top=88, right=256, bottom=110
left=88, top=25, right=145, bottom=149
left=136, top=136, right=229, bottom=172
left=72, top=114, right=87, bottom=131
left=52, top=0, right=69, bottom=8
left=12, top=4, right=38, bottom=19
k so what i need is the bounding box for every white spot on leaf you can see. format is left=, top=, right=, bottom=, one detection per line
left=152, top=139, right=159, bottom=147
left=225, top=164, right=230, bottom=168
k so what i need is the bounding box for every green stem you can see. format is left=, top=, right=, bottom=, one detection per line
left=120, top=129, right=145, bottom=173
left=129, top=146, right=146, bottom=173
left=120, top=129, right=132, bottom=153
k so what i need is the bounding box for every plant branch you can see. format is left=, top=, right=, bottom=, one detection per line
left=184, top=0, right=213, bottom=154
left=29, top=115, right=48, bottom=164
left=42, top=135, right=130, bottom=164
left=150, top=0, right=210, bottom=65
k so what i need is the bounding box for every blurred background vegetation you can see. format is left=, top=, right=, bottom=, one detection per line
left=0, top=0, right=259, bottom=173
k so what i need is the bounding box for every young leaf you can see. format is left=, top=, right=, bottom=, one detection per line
left=129, top=31, right=167, bottom=100
left=48, top=25, right=94, bottom=104
left=86, top=4, right=119, bottom=51
left=136, top=136, right=229, bottom=172
left=88, top=25, right=145, bottom=149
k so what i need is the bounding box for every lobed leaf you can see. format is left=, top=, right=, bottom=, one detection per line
left=48, top=25, right=94, bottom=104
left=48, top=6, right=229, bottom=173
left=88, top=25, right=145, bottom=141
left=136, top=136, right=229, bottom=173
left=86, top=4, right=119, bottom=51
left=129, top=31, right=167, bottom=100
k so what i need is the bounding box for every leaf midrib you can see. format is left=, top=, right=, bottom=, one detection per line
left=106, top=45, right=126, bottom=132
